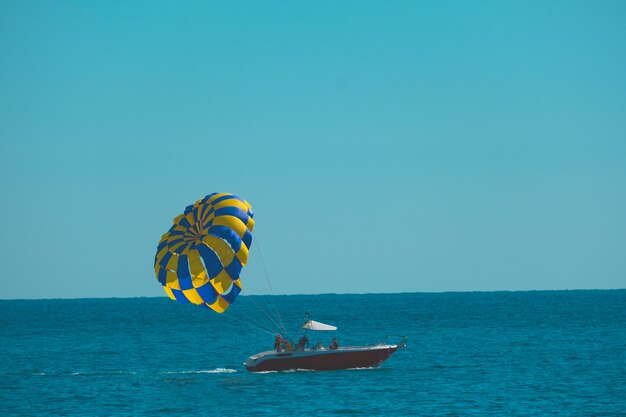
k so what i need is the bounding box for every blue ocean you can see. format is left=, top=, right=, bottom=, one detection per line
left=1, top=291, right=625, bottom=416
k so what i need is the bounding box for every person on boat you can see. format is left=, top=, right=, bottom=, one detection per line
left=317, top=340, right=325, bottom=350
left=296, top=334, right=309, bottom=351
left=274, top=334, right=283, bottom=353
left=285, top=341, right=293, bottom=352
left=330, top=337, right=339, bottom=350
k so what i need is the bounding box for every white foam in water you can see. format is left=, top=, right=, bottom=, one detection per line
left=198, top=368, right=237, bottom=374
left=165, top=368, right=237, bottom=374
left=254, top=369, right=314, bottom=374
left=70, top=371, right=137, bottom=376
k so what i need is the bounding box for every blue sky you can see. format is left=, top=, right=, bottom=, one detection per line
left=1, top=1, right=625, bottom=299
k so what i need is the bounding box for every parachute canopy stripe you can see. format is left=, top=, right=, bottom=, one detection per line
left=214, top=206, right=250, bottom=224
left=208, top=296, right=230, bottom=313
left=208, top=225, right=242, bottom=252
left=167, top=238, right=184, bottom=247
left=200, top=205, right=213, bottom=222
left=174, top=243, right=188, bottom=254
left=202, top=235, right=235, bottom=266
left=157, top=268, right=167, bottom=285
left=187, top=250, right=206, bottom=278
left=171, top=288, right=191, bottom=304
left=196, top=243, right=223, bottom=279
left=196, top=282, right=219, bottom=303
left=178, top=255, right=189, bottom=276
left=242, top=230, right=253, bottom=250
left=182, top=288, right=204, bottom=305
left=154, top=193, right=254, bottom=313
left=178, top=275, right=193, bottom=291
left=159, top=252, right=173, bottom=270
left=225, top=257, right=242, bottom=280
left=222, top=282, right=241, bottom=304
left=210, top=194, right=242, bottom=206
left=212, top=216, right=248, bottom=239
left=210, top=270, right=233, bottom=293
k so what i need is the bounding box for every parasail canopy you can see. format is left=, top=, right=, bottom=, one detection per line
left=302, top=320, right=337, bottom=331
left=154, top=192, right=254, bottom=313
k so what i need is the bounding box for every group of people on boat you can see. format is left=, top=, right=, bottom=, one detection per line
left=274, top=334, right=339, bottom=353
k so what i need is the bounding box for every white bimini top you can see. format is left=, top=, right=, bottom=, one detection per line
left=301, top=320, right=337, bottom=331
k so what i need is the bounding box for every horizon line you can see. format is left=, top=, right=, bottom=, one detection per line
left=1, top=287, right=625, bottom=302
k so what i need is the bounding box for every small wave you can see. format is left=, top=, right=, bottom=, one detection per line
left=165, top=368, right=237, bottom=374
left=257, top=367, right=377, bottom=373
left=71, top=371, right=137, bottom=376
left=254, top=368, right=315, bottom=374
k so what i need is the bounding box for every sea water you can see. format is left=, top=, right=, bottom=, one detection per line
left=1, top=291, right=625, bottom=416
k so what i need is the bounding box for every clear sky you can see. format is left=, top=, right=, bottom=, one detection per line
left=1, top=1, right=625, bottom=299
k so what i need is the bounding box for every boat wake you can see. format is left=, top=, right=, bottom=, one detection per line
left=34, top=369, right=239, bottom=377
left=164, top=368, right=238, bottom=374
left=254, top=368, right=317, bottom=374
left=71, top=371, right=138, bottom=376
left=31, top=371, right=139, bottom=377
left=255, top=367, right=379, bottom=373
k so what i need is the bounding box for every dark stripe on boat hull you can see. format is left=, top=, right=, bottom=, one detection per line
left=245, top=346, right=398, bottom=372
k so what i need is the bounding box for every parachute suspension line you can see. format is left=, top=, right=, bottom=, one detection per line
left=240, top=234, right=287, bottom=337
left=222, top=313, right=277, bottom=337
left=256, top=292, right=287, bottom=337
left=252, top=231, right=287, bottom=336
left=232, top=288, right=284, bottom=335
left=227, top=296, right=278, bottom=336
left=246, top=294, right=287, bottom=336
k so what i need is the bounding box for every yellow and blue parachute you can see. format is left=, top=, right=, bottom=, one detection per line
left=154, top=193, right=254, bottom=313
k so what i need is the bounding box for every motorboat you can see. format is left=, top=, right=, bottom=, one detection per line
left=244, top=342, right=404, bottom=372
left=244, top=319, right=406, bottom=372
